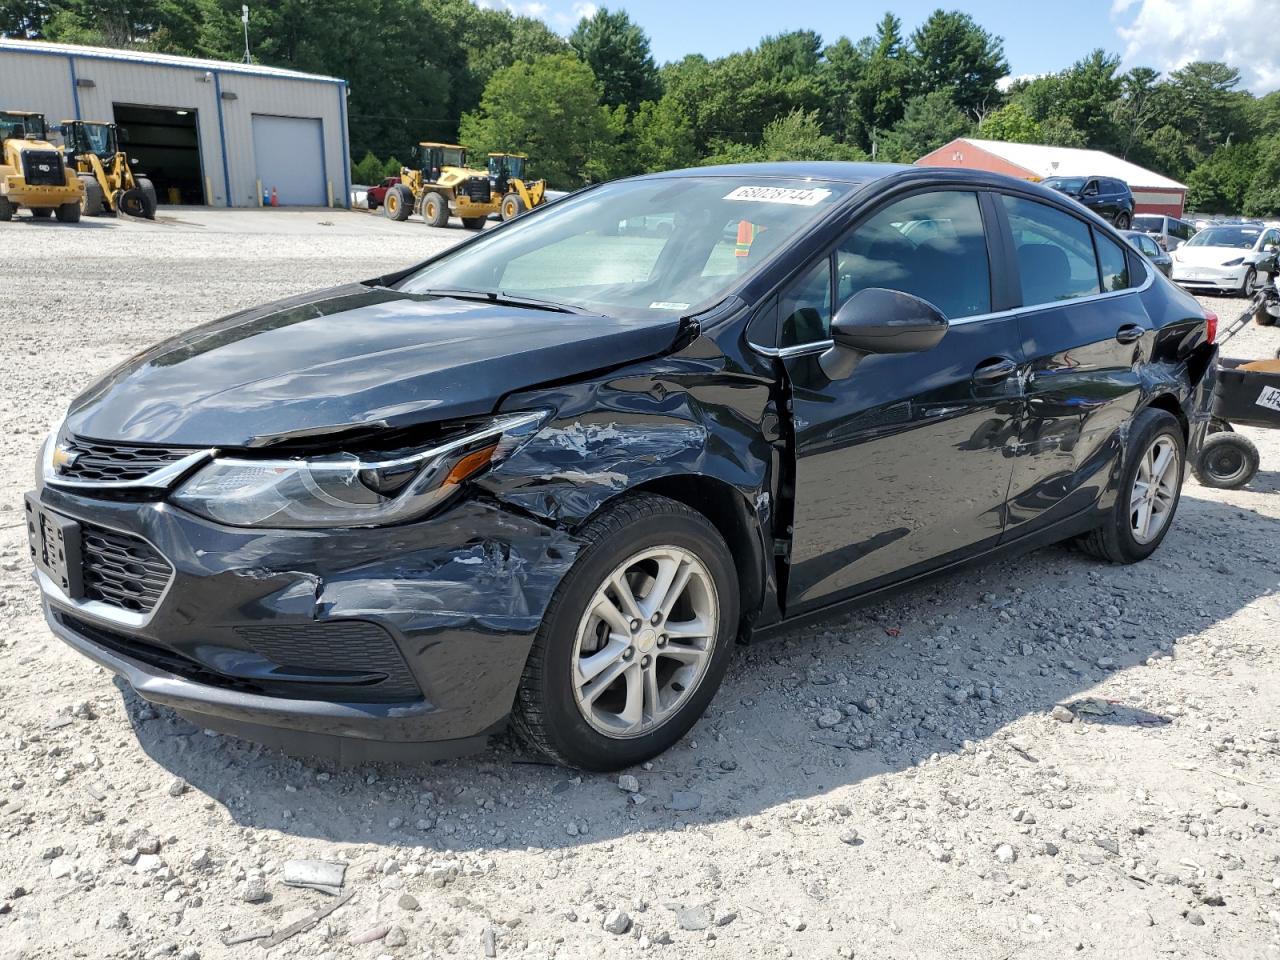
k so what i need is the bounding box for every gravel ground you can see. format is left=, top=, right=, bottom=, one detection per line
left=1, top=211, right=1279, bottom=960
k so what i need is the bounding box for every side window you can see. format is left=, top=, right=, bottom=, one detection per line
left=1094, top=230, right=1131, bottom=292
left=834, top=190, right=991, bottom=320
left=1141, top=235, right=1160, bottom=257
left=1002, top=195, right=1102, bottom=305
left=779, top=255, right=832, bottom=346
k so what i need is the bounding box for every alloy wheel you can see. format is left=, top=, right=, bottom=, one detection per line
left=571, top=545, right=718, bottom=739
left=1129, top=435, right=1179, bottom=544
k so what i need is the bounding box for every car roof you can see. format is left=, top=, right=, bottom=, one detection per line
left=642, top=161, right=1075, bottom=196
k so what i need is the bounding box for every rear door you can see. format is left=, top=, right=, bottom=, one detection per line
left=997, top=193, right=1150, bottom=538
left=780, top=188, right=1024, bottom=611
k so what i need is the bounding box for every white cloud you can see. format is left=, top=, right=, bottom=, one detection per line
left=1112, top=0, right=1280, bottom=93
left=997, top=73, right=1043, bottom=92
left=473, top=0, right=595, bottom=33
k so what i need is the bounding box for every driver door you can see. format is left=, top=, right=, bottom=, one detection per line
left=781, top=190, right=1024, bottom=612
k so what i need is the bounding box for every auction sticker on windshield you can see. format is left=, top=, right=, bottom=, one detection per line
left=724, top=185, right=833, bottom=206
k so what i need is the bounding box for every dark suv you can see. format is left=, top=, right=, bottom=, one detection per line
left=28, top=163, right=1214, bottom=770
left=1042, top=175, right=1135, bottom=229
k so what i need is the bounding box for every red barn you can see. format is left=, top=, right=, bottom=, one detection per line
left=916, top=138, right=1187, bottom=217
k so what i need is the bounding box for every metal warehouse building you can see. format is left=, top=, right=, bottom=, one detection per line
left=0, top=38, right=350, bottom=208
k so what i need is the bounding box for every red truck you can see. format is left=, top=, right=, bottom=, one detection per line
left=365, top=176, right=400, bottom=210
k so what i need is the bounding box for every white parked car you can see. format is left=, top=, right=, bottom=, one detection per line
left=1171, top=223, right=1280, bottom=296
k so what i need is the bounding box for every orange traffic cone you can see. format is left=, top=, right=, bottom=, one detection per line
left=270, top=186, right=278, bottom=207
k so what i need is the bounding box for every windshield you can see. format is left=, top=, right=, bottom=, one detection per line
left=1132, top=215, right=1162, bottom=232
left=1187, top=226, right=1261, bottom=249
left=0, top=111, right=45, bottom=142
left=1043, top=177, right=1086, bottom=193
left=440, top=147, right=465, bottom=167
left=398, top=176, right=853, bottom=318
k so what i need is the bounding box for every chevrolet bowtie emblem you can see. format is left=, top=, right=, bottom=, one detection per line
left=51, top=445, right=79, bottom=472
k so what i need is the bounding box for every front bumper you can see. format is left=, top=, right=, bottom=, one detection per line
left=30, top=482, right=580, bottom=759
left=1171, top=264, right=1247, bottom=290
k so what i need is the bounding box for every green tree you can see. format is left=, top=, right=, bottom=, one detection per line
left=1243, top=134, right=1280, bottom=217
left=705, top=109, right=865, bottom=164
left=1185, top=141, right=1258, bottom=212
left=629, top=95, right=697, bottom=173
left=460, top=53, right=623, bottom=187
left=884, top=89, right=971, bottom=160
left=856, top=13, right=916, bottom=147
left=908, top=9, right=1007, bottom=115
left=978, top=102, right=1043, bottom=143
left=569, top=6, right=659, bottom=115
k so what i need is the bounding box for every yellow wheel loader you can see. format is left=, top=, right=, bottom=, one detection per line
left=488, top=152, right=547, bottom=221
left=60, top=120, right=157, bottom=219
left=384, top=142, right=497, bottom=229
left=0, top=111, right=84, bottom=223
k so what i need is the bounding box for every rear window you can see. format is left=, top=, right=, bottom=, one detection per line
left=1133, top=215, right=1162, bottom=232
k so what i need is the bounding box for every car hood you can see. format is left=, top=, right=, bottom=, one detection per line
left=66, top=284, right=684, bottom=447
left=1174, top=245, right=1254, bottom=266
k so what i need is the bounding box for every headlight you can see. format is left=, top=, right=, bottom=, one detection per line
left=172, top=411, right=547, bottom=528
left=1222, top=257, right=1244, bottom=266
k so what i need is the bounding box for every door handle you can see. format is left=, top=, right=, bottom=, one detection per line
left=1115, top=324, right=1145, bottom=344
left=973, top=357, right=1018, bottom=383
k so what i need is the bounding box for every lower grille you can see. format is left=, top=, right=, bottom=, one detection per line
left=58, top=436, right=197, bottom=483
left=81, top=524, right=172, bottom=613
left=22, top=150, right=64, bottom=186
left=236, top=622, right=420, bottom=701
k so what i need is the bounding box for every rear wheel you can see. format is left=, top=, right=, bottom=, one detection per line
left=1192, top=432, right=1259, bottom=489
left=512, top=494, right=739, bottom=771
left=30, top=207, right=53, bottom=219
left=0, top=196, right=12, bottom=221
left=420, top=191, right=449, bottom=228
left=118, top=188, right=149, bottom=218
left=383, top=185, right=412, bottom=221
left=79, top=174, right=104, bottom=215
left=1076, top=408, right=1184, bottom=564
left=54, top=202, right=81, bottom=223
left=461, top=216, right=486, bottom=230
left=500, top=192, right=526, bottom=221
left=1114, top=211, right=1131, bottom=230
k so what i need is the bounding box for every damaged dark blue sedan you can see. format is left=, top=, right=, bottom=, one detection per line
left=28, top=163, right=1215, bottom=770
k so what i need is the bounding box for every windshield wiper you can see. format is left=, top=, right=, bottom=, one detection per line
left=414, top=287, right=596, bottom=316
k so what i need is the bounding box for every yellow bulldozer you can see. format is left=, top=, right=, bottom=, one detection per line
left=384, top=142, right=497, bottom=229
left=0, top=110, right=84, bottom=223
left=60, top=119, right=157, bottom=219
left=486, top=152, right=547, bottom=221
left=383, top=143, right=548, bottom=228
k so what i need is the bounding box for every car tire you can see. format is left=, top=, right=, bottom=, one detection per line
left=1255, top=301, right=1276, bottom=326
left=30, top=207, right=53, bottom=219
left=54, top=201, right=81, bottom=223
left=1114, top=212, right=1131, bottom=230
left=1239, top=266, right=1257, bottom=298
left=421, top=191, right=450, bottom=228
left=383, top=185, right=412, bottom=221
left=512, top=493, right=740, bottom=771
left=1076, top=408, right=1184, bottom=564
left=1192, top=432, right=1259, bottom=490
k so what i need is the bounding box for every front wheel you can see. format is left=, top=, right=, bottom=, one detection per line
left=512, top=494, right=739, bottom=771
left=1239, top=267, right=1258, bottom=298
left=0, top=196, right=12, bottom=221
left=1114, top=211, right=1131, bottom=230
left=383, top=185, right=412, bottom=221
left=420, top=191, right=449, bottom=228
left=54, top=202, right=81, bottom=223
left=1076, top=408, right=1184, bottom=564
left=1192, top=432, right=1259, bottom=489
left=460, top=216, right=486, bottom=230
left=500, top=192, right=526, bottom=221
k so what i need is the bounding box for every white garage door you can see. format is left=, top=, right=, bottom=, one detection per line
left=252, top=114, right=326, bottom=206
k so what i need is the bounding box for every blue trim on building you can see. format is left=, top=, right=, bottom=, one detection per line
left=67, top=56, right=82, bottom=119
left=1, top=41, right=343, bottom=86
left=212, top=72, right=233, bottom=207
left=338, top=81, right=351, bottom=209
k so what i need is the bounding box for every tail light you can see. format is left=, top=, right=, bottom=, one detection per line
left=1204, top=310, right=1217, bottom=344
